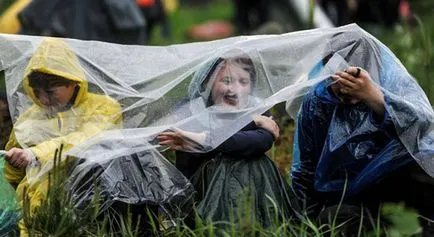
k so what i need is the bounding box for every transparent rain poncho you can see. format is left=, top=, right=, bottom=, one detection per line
left=0, top=24, right=433, bottom=214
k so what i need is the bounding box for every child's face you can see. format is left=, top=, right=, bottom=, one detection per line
left=33, top=81, right=76, bottom=110
left=210, top=63, right=252, bottom=108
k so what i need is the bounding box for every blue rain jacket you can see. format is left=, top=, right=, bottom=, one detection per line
left=291, top=44, right=434, bottom=209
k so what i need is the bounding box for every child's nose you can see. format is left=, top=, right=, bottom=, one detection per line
left=227, top=82, right=241, bottom=93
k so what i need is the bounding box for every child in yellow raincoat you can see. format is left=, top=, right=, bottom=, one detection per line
left=3, top=38, right=123, bottom=236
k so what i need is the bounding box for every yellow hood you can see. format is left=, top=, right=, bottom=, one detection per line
left=23, top=38, right=88, bottom=107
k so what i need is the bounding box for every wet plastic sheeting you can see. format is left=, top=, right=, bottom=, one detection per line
left=0, top=24, right=433, bottom=212
left=70, top=150, right=194, bottom=212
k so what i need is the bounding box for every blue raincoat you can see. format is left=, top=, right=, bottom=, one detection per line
left=291, top=36, right=434, bottom=213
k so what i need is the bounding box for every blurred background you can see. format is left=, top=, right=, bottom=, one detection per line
left=0, top=0, right=433, bottom=173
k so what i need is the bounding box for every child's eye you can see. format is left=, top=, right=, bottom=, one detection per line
left=222, top=76, right=232, bottom=85
left=240, top=79, right=249, bottom=85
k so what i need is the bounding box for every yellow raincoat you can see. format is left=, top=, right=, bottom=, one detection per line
left=4, top=38, right=122, bottom=235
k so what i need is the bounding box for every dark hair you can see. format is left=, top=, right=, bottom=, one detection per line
left=227, top=56, right=256, bottom=83
left=27, top=71, right=76, bottom=89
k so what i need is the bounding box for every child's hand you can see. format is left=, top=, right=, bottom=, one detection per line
left=157, top=128, right=206, bottom=151
left=332, top=66, right=385, bottom=118
left=332, top=67, right=383, bottom=105
left=6, top=148, right=33, bottom=168
left=253, top=115, right=280, bottom=140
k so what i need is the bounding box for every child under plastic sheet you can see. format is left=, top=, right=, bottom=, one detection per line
left=291, top=46, right=434, bottom=232
left=3, top=38, right=123, bottom=236
left=157, top=51, right=296, bottom=227
left=2, top=38, right=193, bottom=236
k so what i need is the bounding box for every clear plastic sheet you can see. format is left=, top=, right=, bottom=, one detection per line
left=0, top=24, right=433, bottom=213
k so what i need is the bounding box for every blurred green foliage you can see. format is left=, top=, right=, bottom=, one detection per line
left=150, top=1, right=234, bottom=45
left=377, top=1, right=434, bottom=102
left=382, top=203, right=422, bottom=237
left=0, top=0, right=14, bottom=14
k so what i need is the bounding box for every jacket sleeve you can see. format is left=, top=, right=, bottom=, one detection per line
left=216, top=111, right=275, bottom=157
left=29, top=101, right=123, bottom=166
left=369, top=106, right=397, bottom=139
left=216, top=128, right=274, bottom=156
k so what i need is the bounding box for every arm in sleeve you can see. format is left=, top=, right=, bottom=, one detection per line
left=375, top=48, right=434, bottom=152
left=370, top=76, right=432, bottom=142
left=30, top=102, right=123, bottom=166
left=369, top=103, right=397, bottom=139
left=215, top=110, right=275, bottom=156
left=216, top=127, right=274, bottom=156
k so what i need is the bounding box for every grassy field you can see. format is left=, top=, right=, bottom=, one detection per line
left=13, top=152, right=421, bottom=237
